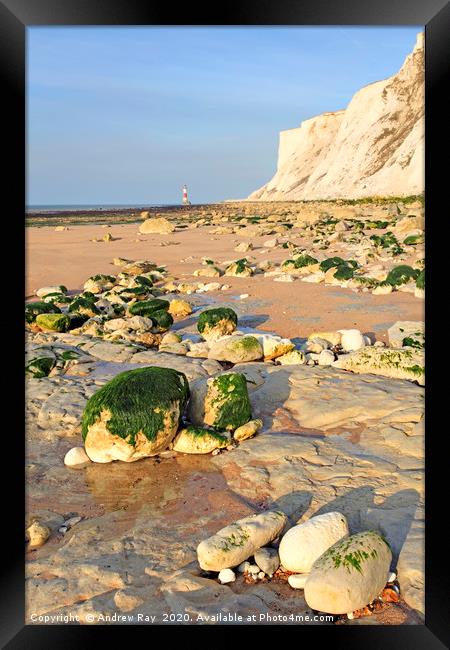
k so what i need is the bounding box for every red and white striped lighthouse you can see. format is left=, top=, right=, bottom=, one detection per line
left=182, top=184, right=190, bottom=205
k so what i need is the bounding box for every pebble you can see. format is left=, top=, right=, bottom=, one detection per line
left=64, top=516, right=82, bottom=528
left=387, top=571, right=397, bottom=583
left=347, top=612, right=354, bottom=620
left=239, top=294, right=249, bottom=299
left=248, top=564, right=260, bottom=575
left=218, top=568, right=236, bottom=584
left=318, top=349, right=335, bottom=366
left=258, top=572, right=266, bottom=579
left=58, top=526, right=68, bottom=534
left=237, top=561, right=251, bottom=573
left=288, top=574, right=308, bottom=590
left=254, top=547, right=280, bottom=575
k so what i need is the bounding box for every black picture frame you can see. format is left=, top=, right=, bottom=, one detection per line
left=2, top=0, right=448, bottom=645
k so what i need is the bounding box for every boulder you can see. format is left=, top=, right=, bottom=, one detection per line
left=172, top=426, right=229, bottom=454
left=188, top=372, right=252, bottom=431
left=208, top=335, right=263, bottom=364
left=308, top=331, right=341, bottom=347
left=82, top=366, right=189, bottom=463
left=279, top=512, right=349, bottom=573
left=304, top=531, right=392, bottom=614
left=36, top=285, right=67, bottom=298
left=139, top=218, right=175, bottom=234
left=35, top=313, right=71, bottom=333
left=224, top=259, right=253, bottom=277
left=197, top=511, right=288, bottom=571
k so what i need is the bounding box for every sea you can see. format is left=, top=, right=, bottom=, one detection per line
left=26, top=203, right=178, bottom=213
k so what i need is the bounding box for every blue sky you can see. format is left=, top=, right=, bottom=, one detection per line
left=27, top=26, right=421, bottom=205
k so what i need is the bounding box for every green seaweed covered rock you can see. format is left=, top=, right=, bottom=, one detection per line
left=35, top=313, right=71, bottom=332
left=172, top=426, right=229, bottom=454
left=69, top=296, right=100, bottom=318
left=25, top=356, right=56, bottom=378
left=197, top=307, right=238, bottom=341
left=150, top=309, right=173, bottom=332
left=81, top=366, right=189, bottom=463
left=25, top=301, right=61, bottom=324
left=188, top=372, right=252, bottom=432
left=385, top=265, right=419, bottom=287
left=224, top=258, right=253, bottom=277
left=128, top=298, right=170, bottom=317
left=83, top=274, right=116, bottom=294
left=282, top=254, right=318, bottom=272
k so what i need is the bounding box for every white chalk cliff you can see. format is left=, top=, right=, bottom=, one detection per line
left=248, top=32, right=424, bottom=200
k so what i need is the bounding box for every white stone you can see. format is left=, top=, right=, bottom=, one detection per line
left=387, top=571, right=397, bottom=583
left=258, top=572, right=266, bottom=579
left=318, top=350, right=335, bottom=366
left=197, top=511, right=288, bottom=571
left=64, top=447, right=91, bottom=469
left=248, top=564, right=260, bottom=575
left=288, top=574, right=308, bottom=590
left=218, top=568, right=236, bottom=584
left=279, top=512, right=349, bottom=573
left=304, top=531, right=392, bottom=615
left=338, top=329, right=366, bottom=352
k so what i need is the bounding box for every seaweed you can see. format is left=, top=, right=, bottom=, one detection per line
left=416, top=269, right=425, bottom=290
left=25, top=301, right=61, bottom=324
left=282, top=254, right=318, bottom=269
left=81, top=366, right=190, bottom=445
left=150, top=309, right=174, bottom=332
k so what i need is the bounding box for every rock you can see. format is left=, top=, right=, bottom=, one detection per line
left=36, top=285, right=67, bottom=298
left=234, top=242, right=253, bottom=253
left=279, top=512, right=349, bottom=573
left=274, top=274, right=295, bottom=282
left=338, top=329, right=366, bottom=352
left=197, top=307, right=238, bottom=342
left=288, top=574, right=308, bottom=589
left=305, top=337, right=330, bottom=354
left=82, top=366, right=189, bottom=463
left=186, top=342, right=210, bottom=358
left=387, top=571, right=397, bottom=583
left=64, top=446, right=91, bottom=468
left=263, top=238, right=278, bottom=248
left=194, top=266, right=222, bottom=278
left=208, top=335, right=263, bottom=364
left=168, top=299, right=192, bottom=317
left=102, top=232, right=113, bottom=242
left=318, top=350, right=335, bottom=366
left=139, top=218, right=175, bottom=234
left=252, top=334, right=295, bottom=360
left=237, top=561, right=251, bottom=573
left=83, top=274, right=115, bottom=294
left=233, top=419, right=263, bottom=442
left=197, top=511, right=288, bottom=571
left=333, top=346, right=424, bottom=385
left=301, top=272, right=325, bottom=283
left=304, top=531, right=392, bottom=614
left=54, top=225, right=68, bottom=231
left=248, top=564, right=260, bottom=575
left=160, top=332, right=182, bottom=346
left=308, top=332, right=342, bottom=352
left=276, top=350, right=306, bottom=365
left=218, top=568, right=236, bottom=584
left=387, top=321, right=424, bottom=349
left=254, top=547, right=280, bottom=576
left=189, top=372, right=252, bottom=432
left=172, top=426, right=229, bottom=454
left=224, top=259, right=253, bottom=277
left=26, top=521, right=51, bottom=548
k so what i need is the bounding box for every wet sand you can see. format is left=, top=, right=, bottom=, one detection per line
left=26, top=222, right=423, bottom=342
